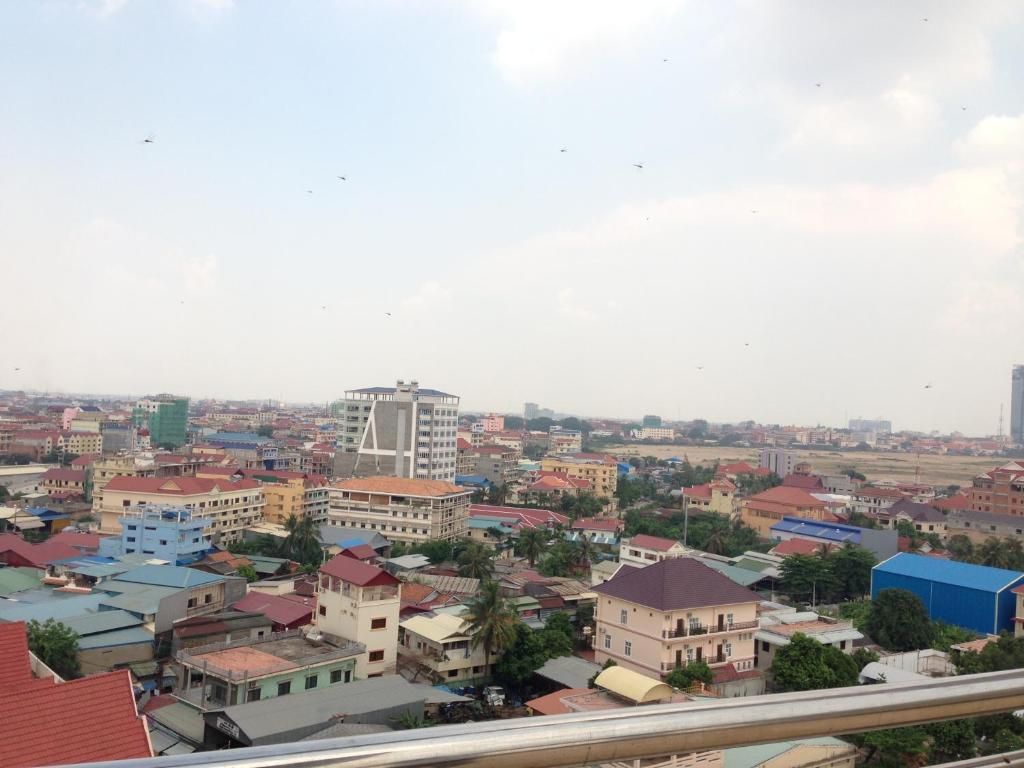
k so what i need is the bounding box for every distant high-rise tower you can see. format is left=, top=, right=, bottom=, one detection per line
left=524, top=402, right=539, bottom=420
left=1011, top=365, right=1024, bottom=444
left=336, top=380, right=459, bottom=481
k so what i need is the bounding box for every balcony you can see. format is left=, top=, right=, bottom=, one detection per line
left=662, top=620, right=758, bottom=639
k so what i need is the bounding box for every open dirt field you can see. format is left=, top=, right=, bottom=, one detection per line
left=603, top=444, right=1012, bottom=489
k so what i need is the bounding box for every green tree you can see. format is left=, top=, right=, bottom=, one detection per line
left=926, top=719, right=977, bottom=763
left=27, top=619, right=80, bottom=679
left=457, top=540, right=494, bottom=581
left=464, top=581, right=518, bottom=681
left=855, top=727, right=929, bottom=767
left=770, top=633, right=858, bottom=692
left=493, top=623, right=549, bottom=689
left=280, top=514, right=323, bottom=566
left=931, top=621, right=978, bottom=653
left=953, top=633, right=1024, bottom=675
left=538, top=614, right=574, bottom=658
left=236, top=564, right=258, bottom=583
left=665, top=661, right=713, bottom=690
left=256, top=425, right=274, bottom=437
left=946, top=534, right=975, bottom=562
left=976, top=537, right=1024, bottom=570
left=839, top=600, right=872, bottom=632
left=826, top=546, right=876, bottom=600
left=843, top=469, right=867, bottom=481
left=780, top=554, right=834, bottom=604
left=409, top=539, right=454, bottom=565
left=851, top=647, right=879, bottom=671
left=865, top=589, right=933, bottom=651
left=994, top=729, right=1024, bottom=753
left=516, top=528, right=549, bottom=567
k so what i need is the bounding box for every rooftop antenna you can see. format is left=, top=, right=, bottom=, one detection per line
left=998, top=403, right=1004, bottom=439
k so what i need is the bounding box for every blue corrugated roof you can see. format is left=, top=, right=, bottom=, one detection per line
left=114, top=565, right=225, bottom=588
left=61, top=609, right=143, bottom=636
left=76, top=626, right=154, bottom=650
left=874, top=553, right=1024, bottom=592
left=772, top=517, right=861, bottom=544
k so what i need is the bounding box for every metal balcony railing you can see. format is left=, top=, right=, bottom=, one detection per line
left=663, top=621, right=759, bottom=639
left=68, top=670, right=1024, bottom=768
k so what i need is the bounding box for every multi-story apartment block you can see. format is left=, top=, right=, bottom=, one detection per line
left=398, top=606, right=495, bottom=685
left=631, top=426, right=676, bottom=441
left=548, top=429, right=582, bottom=455
left=682, top=479, right=737, bottom=517
left=327, top=476, right=470, bottom=545
left=336, top=380, right=459, bottom=481
left=480, top=414, right=504, bottom=433
left=98, top=476, right=264, bottom=544
left=851, top=486, right=908, bottom=519
left=755, top=608, right=862, bottom=673
left=97, top=505, right=211, bottom=564
left=540, top=454, right=617, bottom=503
left=230, top=469, right=329, bottom=525
left=1011, top=365, right=1024, bottom=444
left=460, top=445, right=520, bottom=487
left=619, top=534, right=691, bottom=567
left=759, top=448, right=796, bottom=478
left=594, top=558, right=761, bottom=680
left=315, top=554, right=401, bottom=678
left=133, top=395, right=189, bottom=448
left=40, top=467, right=87, bottom=499
left=62, top=430, right=104, bottom=456
left=740, top=486, right=833, bottom=537
left=968, top=462, right=1024, bottom=516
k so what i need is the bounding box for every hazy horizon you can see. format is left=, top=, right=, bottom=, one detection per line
left=2, top=1, right=1022, bottom=436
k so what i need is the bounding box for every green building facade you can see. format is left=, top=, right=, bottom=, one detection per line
left=133, top=396, right=189, bottom=448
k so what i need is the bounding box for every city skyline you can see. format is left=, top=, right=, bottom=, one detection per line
left=2, top=2, right=1023, bottom=435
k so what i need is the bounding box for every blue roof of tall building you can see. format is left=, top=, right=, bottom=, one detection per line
left=113, top=565, right=225, bottom=588
left=350, top=386, right=455, bottom=398
left=874, top=552, right=1024, bottom=592
left=772, top=517, right=861, bottom=544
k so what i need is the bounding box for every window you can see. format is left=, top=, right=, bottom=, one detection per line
left=247, top=688, right=262, bottom=702
left=305, top=674, right=318, bottom=690
left=724, top=642, right=732, bottom=657
left=686, top=648, right=694, bottom=661
left=204, top=594, right=213, bottom=604
left=344, top=669, right=352, bottom=683
left=624, top=641, right=632, bottom=657
left=762, top=640, right=770, bottom=652
left=840, top=640, right=847, bottom=650
left=277, top=681, right=291, bottom=696
left=318, top=605, right=327, bottom=616
left=369, top=650, right=385, bottom=662
left=187, top=597, right=197, bottom=608
left=604, top=634, right=612, bottom=649
left=330, top=669, right=343, bottom=684
left=371, top=617, right=387, bottom=630
left=619, top=609, right=628, bottom=625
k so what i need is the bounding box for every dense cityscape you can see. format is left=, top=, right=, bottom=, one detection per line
left=1, top=376, right=1024, bottom=766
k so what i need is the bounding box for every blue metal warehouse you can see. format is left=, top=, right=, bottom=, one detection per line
left=871, top=552, right=1024, bottom=635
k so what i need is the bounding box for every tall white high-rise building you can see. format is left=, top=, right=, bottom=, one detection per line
left=1011, top=365, right=1024, bottom=444
left=336, top=380, right=459, bottom=481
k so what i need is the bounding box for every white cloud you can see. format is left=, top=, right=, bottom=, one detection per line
left=954, top=113, right=1024, bottom=170
left=181, top=255, right=219, bottom=296
left=473, top=0, right=685, bottom=85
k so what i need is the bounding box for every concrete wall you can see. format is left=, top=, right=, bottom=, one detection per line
left=78, top=641, right=154, bottom=675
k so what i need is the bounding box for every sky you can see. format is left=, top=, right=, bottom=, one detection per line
left=1, top=1, right=1022, bottom=434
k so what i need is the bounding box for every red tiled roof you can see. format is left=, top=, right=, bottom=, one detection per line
left=781, top=474, right=823, bottom=490
left=594, top=558, right=760, bottom=611
left=746, top=486, right=826, bottom=509
left=528, top=474, right=591, bottom=492
left=627, top=533, right=681, bottom=551
left=233, top=592, right=315, bottom=627
left=856, top=486, right=906, bottom=499
left=339, top=543, right=378, bottom=561
left=69, top=453, right=101, bottom=468
left=321, top=554, right=400, bottom=586
left=526, top=687, right=594, bottom=715
left=104, top=476, right=260, bottom=495
left=457, top=438, right=473, bottom=450
left=48, top=529, right=107, bottom=552
left=400, top=582, right=437, bottom=605
left=717, top=461, right=755, bottom=475
left=932, top=493, right=971, bottom=512
left=572, top=518, right=622, bottom=532
left=469, top=504, right=569, bottom=529
left=0, top=622, right=32, bottom=687
left=683, top=483, right=712, bottom=499
left=770, top=538, right=830, bottom=557
left=0, top=638, right=151, bottom=768
left=334, top=476, right=467, bottom=498
left=0, top=533, right=82, bottom=568
left=41, top=468, right=85, bottom=483
left=712, top=662, right=763, bottom=684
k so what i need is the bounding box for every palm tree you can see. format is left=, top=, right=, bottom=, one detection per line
left=281, top=514, right=323, bottom=566
left=463, top=581, right=517, bottom=680
left=703, top=517, right=730, bottom=556
left=517, top=527, right=549, bottom=567
left=977, top=538, right=1011, bottom=569
left=574, top=533, right=595, bottom=571
left=457, top=540, right=494, bottom=581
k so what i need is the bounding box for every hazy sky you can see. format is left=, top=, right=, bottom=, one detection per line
left=1, top=1, right=1022, bottom=434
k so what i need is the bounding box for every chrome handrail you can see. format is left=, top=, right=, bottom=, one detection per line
left=64, top=670, right=1024, bottom=768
